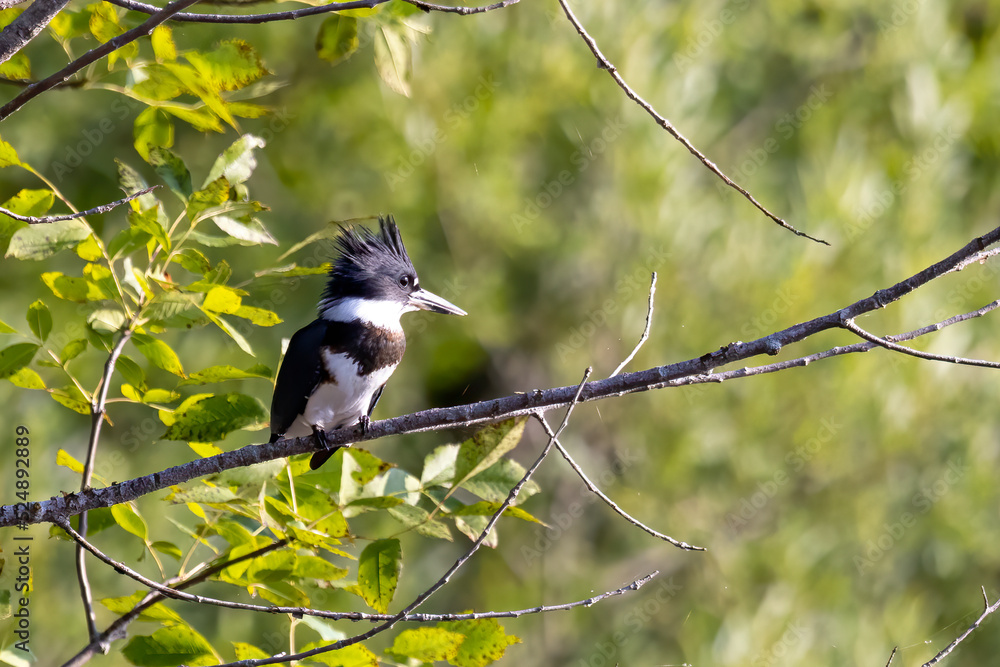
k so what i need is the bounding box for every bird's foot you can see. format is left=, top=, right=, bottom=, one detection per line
left=311, top=424, right=331, bottom=450
left=359, top=415, right=371, bottom=435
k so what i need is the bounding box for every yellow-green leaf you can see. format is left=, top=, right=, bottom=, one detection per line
left=111, top=503, right=148, bottom=540
left=42, top=272, right=106, bottom=302
left=56, top=448, right=85, bottom=474
left=151, top=24, right=176, bottom=62
left=132, top=333, right=185, bottom=376
left=184, top=39, right=270, bottom=92
left=122, top=625, right=215, bottom=667
left=357, top=538, right=401, bottom=613
left=438, top=618, right=522, bottom=667
left=387, top=628, right=465, bottom=663
left=7, top=218, right=91, bottom=260
left=0, top=135, right=22, bottom=168
left=159, top=392, right=268, bottom=441
left=317, top=15, right=359, bottom=65
left=133, top=107, right=174, bottom=162
left=26, top=299, right=52, bottom=341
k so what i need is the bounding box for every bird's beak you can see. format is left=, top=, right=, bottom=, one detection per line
left=409, top=288, right=467, bottom=316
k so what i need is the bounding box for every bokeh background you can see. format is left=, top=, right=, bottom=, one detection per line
left=2, top=0, right=1000, bottom=664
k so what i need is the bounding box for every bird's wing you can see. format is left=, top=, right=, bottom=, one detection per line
left=270, top=319, right=329, bottom=439
left=367, top=383, right=386, bottom=418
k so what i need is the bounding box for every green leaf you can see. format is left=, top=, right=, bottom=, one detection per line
left=0, top=135, right=23, bottom=167
left=302, top=643, right=378, bottom=667
left=0, top=343, right=38, bottom=379
left=374, top=25, right=412, bottom=96
left=173, top=248, right=212, bottom=275
left=132, top=333, right=185, bottom=376
left=26, top=300, right=51, bottom=341
left=162, top=105, right=225, bottom=133
left=389, top=504, right=453, bottom=540
left=317, top=15, right=359, bottom=65
left=232, top=305, right=281, bottom=326
left=111, top=503, right=148, bottom=540
left=0, top=52, right=30, bottom=81
left=6, top=218, right=89, bottom=260
left=116, top=159, right=159, bottom=209
left=88, top=308, right=127, bottom=334
left=133, top=106, right=174, bottom=162
left=179, top=363, right=271, bottom=385
left=7, top=367, right=44, bottom=389
left=438, top=618, right=521, bottom=667
left=159, top=392, right=268, bottom=441
left=101, top=591, right=184, bottom=623
left=386, top=627, right=465, bottom=663
left=184, top=39, right=269, bottom=92
left=60, top=339, right=88, bottom=362
left=187, top=177, right=230, bottom=220
left=452, top=501, right=545, bottom=525
left=212, top=214, right=277, bottom=245
left=41, top=272, right=107, bottom=302
left=232, top=643, right=269, bottom=660
left=202, top=134, right=266, bottom=188
left=151, top=541, right=184, bottom=559
left=292, top=554, right=348, bottom=581
left=451, top=417, right=528, bottom=492
left=147, top=146, right=192, bottom=200
left=357, top=538, right=401, bottom=613
left=462, top=458, right=540, bottom=504
left=122, top=625, right=215, bottom=667
left=150, top=24, right=176, bottom=62
left=0, top=188, right=53, bottom=255
left=202, top=285, right=242, bottom=314
left=50, top=385, right=91, bottom=414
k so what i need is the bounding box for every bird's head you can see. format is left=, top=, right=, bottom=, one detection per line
left=319, top=216, right=466, bottom=328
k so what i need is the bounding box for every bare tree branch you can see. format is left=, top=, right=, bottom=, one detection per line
left=74, top=328, right=133, bottom=642
left=535, top=412, right=704, bottom=551
left=921, top=587, right=1000, bottom=666
left=0, top=187, right=158, bottom=224
left=104, top=0, right=518, bottom=24
left=555, top=0, right=827, bottom=245
left=0, top=0, right=71, bottom=66
left=841, top=316, right=1000, bottom=369
left=610, top=271, right=656, bottom=377
left=0, top=0, right=203, bottom=122
left=3, top=224, right=999, bottom=528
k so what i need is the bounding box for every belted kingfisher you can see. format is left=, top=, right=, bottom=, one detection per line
left=269, top=216, right=466, bottom=469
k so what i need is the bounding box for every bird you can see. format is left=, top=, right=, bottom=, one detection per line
left=268, top=216, right=466, bottom=469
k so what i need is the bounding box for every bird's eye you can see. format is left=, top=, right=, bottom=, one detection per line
left=398, top=275, right=412, bottom=289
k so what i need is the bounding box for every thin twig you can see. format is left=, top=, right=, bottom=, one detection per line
left=0, top=187, right=158, bottom=224
left=610, top=271, right=656, bottom=377
left=921, top=588, right=1000, bottom=666
left=105, top=0, right=517, bottom=24
left=0, top=0, right=203, bottom=121
left=841, top=317, right=1000, bottom=369
left=6, top=227, right=1000, bottom=528
left=535, top=412, right=704, bottom=551
left=75, top=328, right=132, bottom=643
left=214, top=368, right=593, bottom=667
left=555, top=0, right=827, bottom=245
left=885, top=646, right=897, bottom=667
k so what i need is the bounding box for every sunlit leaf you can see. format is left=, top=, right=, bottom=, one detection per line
left=203, top=134, right=266, bottom=188
left=316, top=15, right=359, bottom=65
left=26, top=299, right=51, bottom=341
left=374, top=25, right=412, bottom=96
left=159, top=392, right=268, bottom=441
left=133, top=107, right=174, bottom=162
left=132, top=333, right=185, bottom=376
left=185, top=39, right=270, bottom=92
left=151, top=24, right=176, bottom=62
left=111, top=503, right=149, bottom=540
left=147, top=145, right=192, bottom=200
left=451, top=417, right=528, bottom=492
left=6, top=217, right=88, bottom=261
left=122, top=624, right=215, bottom=667
left=386, top=627, right=465, bottom=663
left=438, top=618, right=521, bottom=667
left=180, top=363, right=271, bottom=385
left=357, top=538, right=401, bottom=613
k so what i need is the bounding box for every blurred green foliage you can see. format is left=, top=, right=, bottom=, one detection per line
left=1, top=0, right=1000, bottom=665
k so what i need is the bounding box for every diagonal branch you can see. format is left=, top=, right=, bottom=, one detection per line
left=0, top=0, right=203, bottom=122
left=555, top=0, right=827, bottom=245
left=610, top=271, right=656, bottom=377
left=0, top=0, right=71, bottom=66
left=921, top=587, right=1000, bottom=666
left=0, top=187, right=158, bottom=224
left=535, top=412, right=704, bottom=551
left=105, top=0, right=518, bottom=24
left=3, top=225, right=999, bottom=528
left=841, top=316, right=1000, bottom=369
